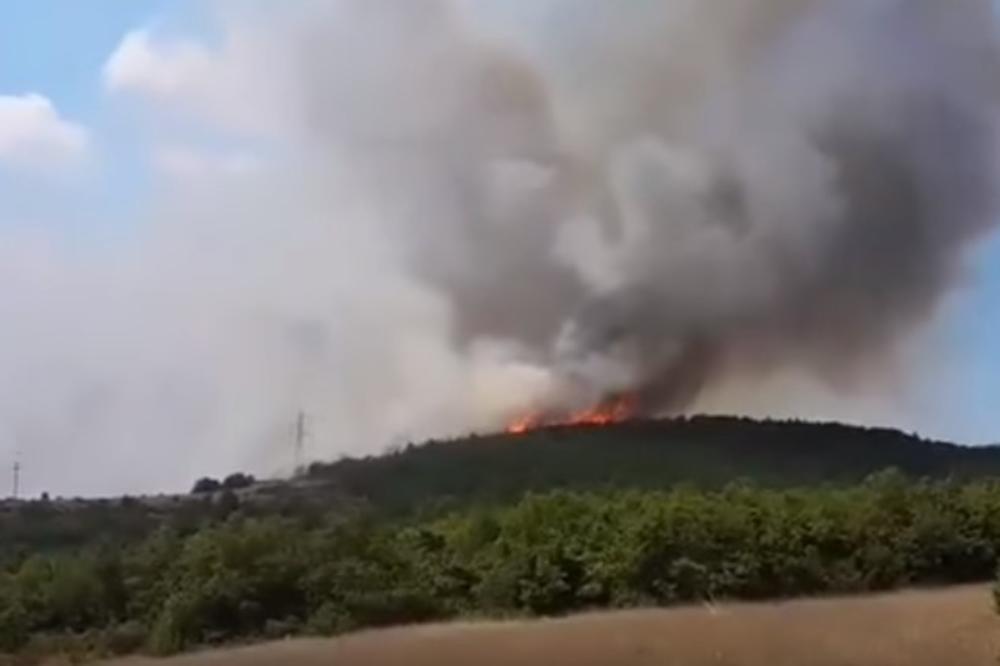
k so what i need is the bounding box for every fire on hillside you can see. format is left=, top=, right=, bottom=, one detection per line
left=506, top=394, right=638, bottom=434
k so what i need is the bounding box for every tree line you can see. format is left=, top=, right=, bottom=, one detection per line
left=5, top=471, right=1000, bottom=660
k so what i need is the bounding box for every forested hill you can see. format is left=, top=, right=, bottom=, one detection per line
left=305, top=416, right=1000, bottom=511
left=5, top=416, right=1000, bottom=559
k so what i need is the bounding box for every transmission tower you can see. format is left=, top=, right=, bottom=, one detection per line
left=294, top=410, right=308, bottom=474
left=11, top=455, right=20, bottom=500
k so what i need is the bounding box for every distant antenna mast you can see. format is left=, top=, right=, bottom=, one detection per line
left=294, top=410, right=307, bottom=473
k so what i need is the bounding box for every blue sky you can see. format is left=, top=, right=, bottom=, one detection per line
left=0, top=2, right=154, bottom=244
left=927, top=233, right=1000, bottom=444
left=1, top=1, right=999, bottom=496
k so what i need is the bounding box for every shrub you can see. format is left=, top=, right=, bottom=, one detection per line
left=102, top=621, right=148, bottom=656
left=993, top=568, right=1000, bottom=615
left=0, top=602, right=29, bottom=653
left=191, top=478, right=222, bottom=495
left=222, top=474, right=255, bottom=491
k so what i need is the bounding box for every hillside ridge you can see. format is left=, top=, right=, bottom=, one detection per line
left=302, top=415, right=1000, bottom=511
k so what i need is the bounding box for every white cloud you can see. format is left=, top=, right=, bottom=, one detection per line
left=0, top=94, right=89, bottom=170
left=103, top=30, right=213, bottom=98
left=103, top=28, right=293, bottom=135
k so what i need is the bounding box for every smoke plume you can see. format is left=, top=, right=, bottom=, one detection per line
left=2, top=0, right=999, bottom=494
left=298, top=0, right=1000, bottom=414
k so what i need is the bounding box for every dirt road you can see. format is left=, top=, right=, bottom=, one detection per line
left=108, top=585, right=999, bottom=665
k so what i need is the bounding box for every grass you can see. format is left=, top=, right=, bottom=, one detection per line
left=102, top=585, right=999, bottom=665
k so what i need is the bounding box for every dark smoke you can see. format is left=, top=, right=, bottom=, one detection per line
left=301, top=0, right=1000, bottom=418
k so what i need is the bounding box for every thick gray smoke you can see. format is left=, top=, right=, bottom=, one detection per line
left=3, top=0, right=999, bottom=495
left=298, top=0, right=1000, bottom=416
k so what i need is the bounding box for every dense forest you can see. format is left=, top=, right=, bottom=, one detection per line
left=5, top=417, right=1000, bottom=661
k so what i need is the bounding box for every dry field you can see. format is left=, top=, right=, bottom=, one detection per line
left=107, top=585, right=999, bottom=666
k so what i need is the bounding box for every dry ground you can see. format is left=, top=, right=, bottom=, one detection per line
left=107, top=585, right=999, bottom=666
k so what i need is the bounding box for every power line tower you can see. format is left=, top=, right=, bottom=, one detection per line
left=294, top=410, right=308, bottom=474
left=11, top=455, right=20, bottom=500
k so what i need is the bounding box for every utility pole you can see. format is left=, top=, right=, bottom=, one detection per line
left=294, top=410, right=307, bottom=474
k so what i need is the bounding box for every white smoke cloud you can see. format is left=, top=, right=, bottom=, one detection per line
left=154, top=145, right=261, bottom=179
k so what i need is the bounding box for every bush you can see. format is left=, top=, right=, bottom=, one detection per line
left=993, top=569, right=1000, bottom=615
left=0, top=602, right=29, bottom=653
left=305, top=602, right=354, bottom=636
left=263, top=617, right=301, bottom=640
left=101, top=621, right=148, bottom=656
left=222, top=474, right=255, bottom=491
left=191, top=478, right=222, bottom=495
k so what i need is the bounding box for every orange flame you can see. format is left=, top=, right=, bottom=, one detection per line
left=505, top=394, right=637, bottom=434
left=567, top=395, right=637, bottom=426
left=506, top=413, right=543, bottom=435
